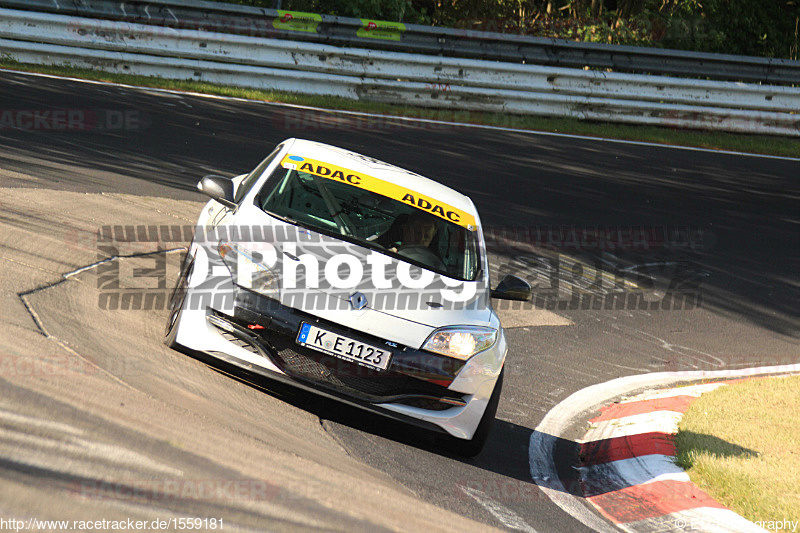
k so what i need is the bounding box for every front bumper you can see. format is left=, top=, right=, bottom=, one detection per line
left=175, top=286, right=506, bottom=439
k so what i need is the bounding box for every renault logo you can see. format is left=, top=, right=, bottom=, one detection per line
left=349, top=292, right=368, bottom=310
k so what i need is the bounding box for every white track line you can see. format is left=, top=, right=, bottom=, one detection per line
left=2, top=68, right=799, bottom=162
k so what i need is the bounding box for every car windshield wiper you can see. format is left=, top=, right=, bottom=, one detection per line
left=263, top=210, right=310, bottom=230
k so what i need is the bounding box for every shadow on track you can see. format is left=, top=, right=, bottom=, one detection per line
left=183, top=346, right=553, bottom=480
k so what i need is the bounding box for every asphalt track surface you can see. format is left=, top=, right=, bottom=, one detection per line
left=0, top=70, right=798, bottom=532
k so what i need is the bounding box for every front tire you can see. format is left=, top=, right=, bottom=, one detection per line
left=436, top=368, right=504, bottom=458
left=163, top=254, right=192, bottom=349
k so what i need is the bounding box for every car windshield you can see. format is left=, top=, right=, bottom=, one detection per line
left=256, top=163, right=481, bottom=281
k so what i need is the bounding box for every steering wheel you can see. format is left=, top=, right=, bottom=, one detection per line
left=397, top=245, right=446, bottom=271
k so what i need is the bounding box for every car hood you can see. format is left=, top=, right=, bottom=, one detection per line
left=227, top=214, right=492, bottom=348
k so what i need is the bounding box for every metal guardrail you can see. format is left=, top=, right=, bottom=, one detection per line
left=4, top=9, right=797, bottom=113
left=1, top=0, right=799, bottom=85
left=1, top=9, right=797, bottom=136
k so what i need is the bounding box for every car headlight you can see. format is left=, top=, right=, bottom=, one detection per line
left=422, top=326, right=497, bottom=360
left=218, top=240, right=279, bottom=298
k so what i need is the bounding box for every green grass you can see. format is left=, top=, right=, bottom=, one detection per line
left=674, top=375, right=800, bottom=531
left=2, top=59, right=799, bottom=158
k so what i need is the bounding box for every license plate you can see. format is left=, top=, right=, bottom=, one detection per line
left=297, top=323, right=392, bottom=371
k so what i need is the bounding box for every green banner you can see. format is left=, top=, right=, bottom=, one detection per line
left=273, top=11, right=322, bottom=33
left=357, top=19, right=406, bottom=41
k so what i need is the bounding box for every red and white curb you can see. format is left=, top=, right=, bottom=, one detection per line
left=578, top=382, right=765, bottom=533
left=529, top=365, right=800, bottom=533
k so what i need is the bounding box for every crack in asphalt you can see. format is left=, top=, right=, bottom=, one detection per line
left=16, top=248, right=186, bottom=393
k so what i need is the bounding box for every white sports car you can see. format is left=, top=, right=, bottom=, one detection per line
left=164, top=139, right=530, bottom=456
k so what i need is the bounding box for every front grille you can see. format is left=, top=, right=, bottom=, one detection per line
left=218, top=330, right=260, bottom=355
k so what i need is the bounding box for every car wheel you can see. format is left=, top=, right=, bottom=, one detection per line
left=436, top=368, right=504, bottom=458
left=163, top=253, right=193, bottom=349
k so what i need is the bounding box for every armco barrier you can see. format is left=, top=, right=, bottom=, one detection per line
left=0, top=0, right=799, bottom=85
left=0, top=8, right=798, bottom=135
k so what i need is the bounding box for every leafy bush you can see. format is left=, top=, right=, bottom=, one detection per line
left=214, top=0, right=800, bottom=59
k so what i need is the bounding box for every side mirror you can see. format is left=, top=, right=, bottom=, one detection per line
left=491, top=274, right=532, bottom=301
left=197, top=175, right=236, bottom=209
